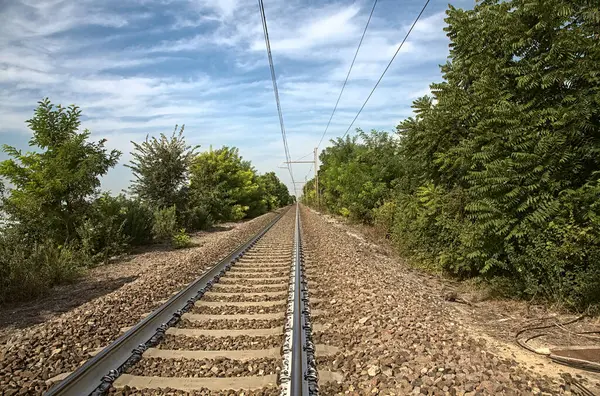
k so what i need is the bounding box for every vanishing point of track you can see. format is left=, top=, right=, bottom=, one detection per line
left=46, top=205, right=338, bottom=396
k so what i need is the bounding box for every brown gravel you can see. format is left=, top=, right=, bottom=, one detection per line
left=177, top=318, right=285, bottom=330
left=202, top=293, right=287, bottom=302
left=126, top=357, right=280, bottom=377
left=216, top=278, right=287, bottom=286
left=212, top=285, right=287, bottom=293
left=190, top=304, right=286, bottom=315
left=229, top=267, right=287, bottom=272
left=300, top=205, right=600, bottom=395
left=158, top=334, right=283, bottom=351
left=109, top=386, right=280, bottom=395
left=0, top=210, right=284, bottom=394
left=225, top=271, right=288, bottom=278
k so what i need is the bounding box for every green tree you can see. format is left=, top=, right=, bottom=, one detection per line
left=190, top=147, right=265, bottom=221
left=0, top=99, right=121, bottom=243
left=394, top=0, right=600, bottom=306
left=259, top=171, right=291, bottom=210
left=127, top=125, right=199, bottom=210
left=316, top=130, right=399, bottom=222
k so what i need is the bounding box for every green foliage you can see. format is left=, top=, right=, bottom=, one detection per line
left=172, top=228, right=192, bottom=249
left=372, top=200, right=396, bottom=238
left=120, top=197, right=154, bottom=246
left=304, top=129, right=399, bottom=222
left=0, top=98, right=121, bottom=243
left=258, top=172, right=292, bottom=211
left=307, top=0, right=600, bottom=310
left=152, top=205, right=177, bottom=242
left=0, top=99, right=285, bottom=304
left=182, top=205, right=213, bottom=231
left=190, top=147, right=288, bottom=222
left=77, top=194, right=127, bottom=265
left=127, top=125, right=199, bottom=210
left=0, top=229, right=83, bottom=303
left=76, top=194, right=154, bottom=264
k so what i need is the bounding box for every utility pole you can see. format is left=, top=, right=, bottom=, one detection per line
left=285, top=148, right=319, bottom=205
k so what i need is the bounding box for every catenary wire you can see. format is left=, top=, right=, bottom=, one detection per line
left=316, top=0, right=378, bottom=150
left=341, top=0, right=431, bottom=139
left=258, top=0, right=296, bottom=194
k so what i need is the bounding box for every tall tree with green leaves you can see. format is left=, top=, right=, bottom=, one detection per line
left=190, top=147, right=265, bottom=221
left=317, top=129, right=399, bottom=222
left=0, top=98, right=121, bottom=242
left=127, top=125, right=199, bottom=210
left=394, top=0, right=600, bottom=306
left=259, top=171, right=291, bottom=210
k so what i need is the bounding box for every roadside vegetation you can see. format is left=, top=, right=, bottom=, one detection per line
left=0, top=100, right=292, bottom=303
left=303, top=0, right=600, bottom=311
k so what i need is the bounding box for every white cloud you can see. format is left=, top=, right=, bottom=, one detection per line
left=0, top=0, right=458, bottom=194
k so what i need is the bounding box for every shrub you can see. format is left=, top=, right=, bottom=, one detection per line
left=182, top=205, right=213, bottom=231
left=373, top=200, right=396, bottom=238
left=172, top=228, right=192, bottom=249
left=121, top=198, right=154, bottom=245
left=77, top=194, right=128, bottom=265
left=152, top=205, right=177, bottom=242
left=231, top=204, right=249, bottom=221
left=0, top=230, right=83, bottom=303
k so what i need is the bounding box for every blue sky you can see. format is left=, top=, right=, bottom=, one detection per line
left=0, top=0, right=473, bottom=196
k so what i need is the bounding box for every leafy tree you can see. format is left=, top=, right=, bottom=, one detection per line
left=190, top=147, right=265, bottom=221
left=0, top=98, right=121, bottom=243
left=127, top=125, right=199, bottom=211
left=314, top=130, right=399, bottom=222
left=259, top=171, right=291, bottom=210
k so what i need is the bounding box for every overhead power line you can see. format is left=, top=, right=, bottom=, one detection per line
left=316, top=0, right=378, bottom=151
left=341, top=0, right=431, bottom=139
left=257, top=0, right=296, bottom=193
left=295, top=152, right=313, bottom=161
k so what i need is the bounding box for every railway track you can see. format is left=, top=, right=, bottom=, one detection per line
left=46, top=205, right=341, bottom=396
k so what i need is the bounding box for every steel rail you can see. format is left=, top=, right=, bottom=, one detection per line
left=290, top=204, right=310, bottom=395
left=45, top=208, right=289, bottom=396
left=299, top=207, right=319, bottom=395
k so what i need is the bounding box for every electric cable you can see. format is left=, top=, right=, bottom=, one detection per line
left=258, top=0, right=296, bottom=194
left=316, top=0, right=379, bottom=150
left=341, top=0, right=431, bottom=138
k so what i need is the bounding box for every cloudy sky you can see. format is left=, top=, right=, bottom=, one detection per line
left=0, top=0, right=473, bottom=196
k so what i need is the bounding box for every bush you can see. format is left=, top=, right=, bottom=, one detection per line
left=76, top=194, right=154, bottom=265
left=231, top=204, right=249, bottom=221
left=508, top=220, right=600, bottom=309
left=77, top=194, right=128, bottom=265
left=373, top=200, right=396, bottom=238
left=172, top=228, right=192, bottom=249
left=182, top=205, right=213, bottom=231
left=153, top=205, right=177, bottom=242
left=0, top=230, right=83, bottom=303
left=121, top=198, right=154, bottom=245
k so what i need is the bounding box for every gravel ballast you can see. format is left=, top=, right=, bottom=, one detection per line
left=127, top=357, right=280, bottom=377
left=191, top=304, right=286, bottom=315
left=177, top=318, right=285, bottom=330
left=202, top=293, right=286, bottom=303
left=300, top=205, right=599, bottom=395
left=158, top=334, right=283, bottom=351
left=108, top=386, right=280, bottom=395
left=0, top=209, right=284, bottom=394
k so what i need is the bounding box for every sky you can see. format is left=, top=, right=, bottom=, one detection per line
left=0, top=0, right=474, bottom=196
